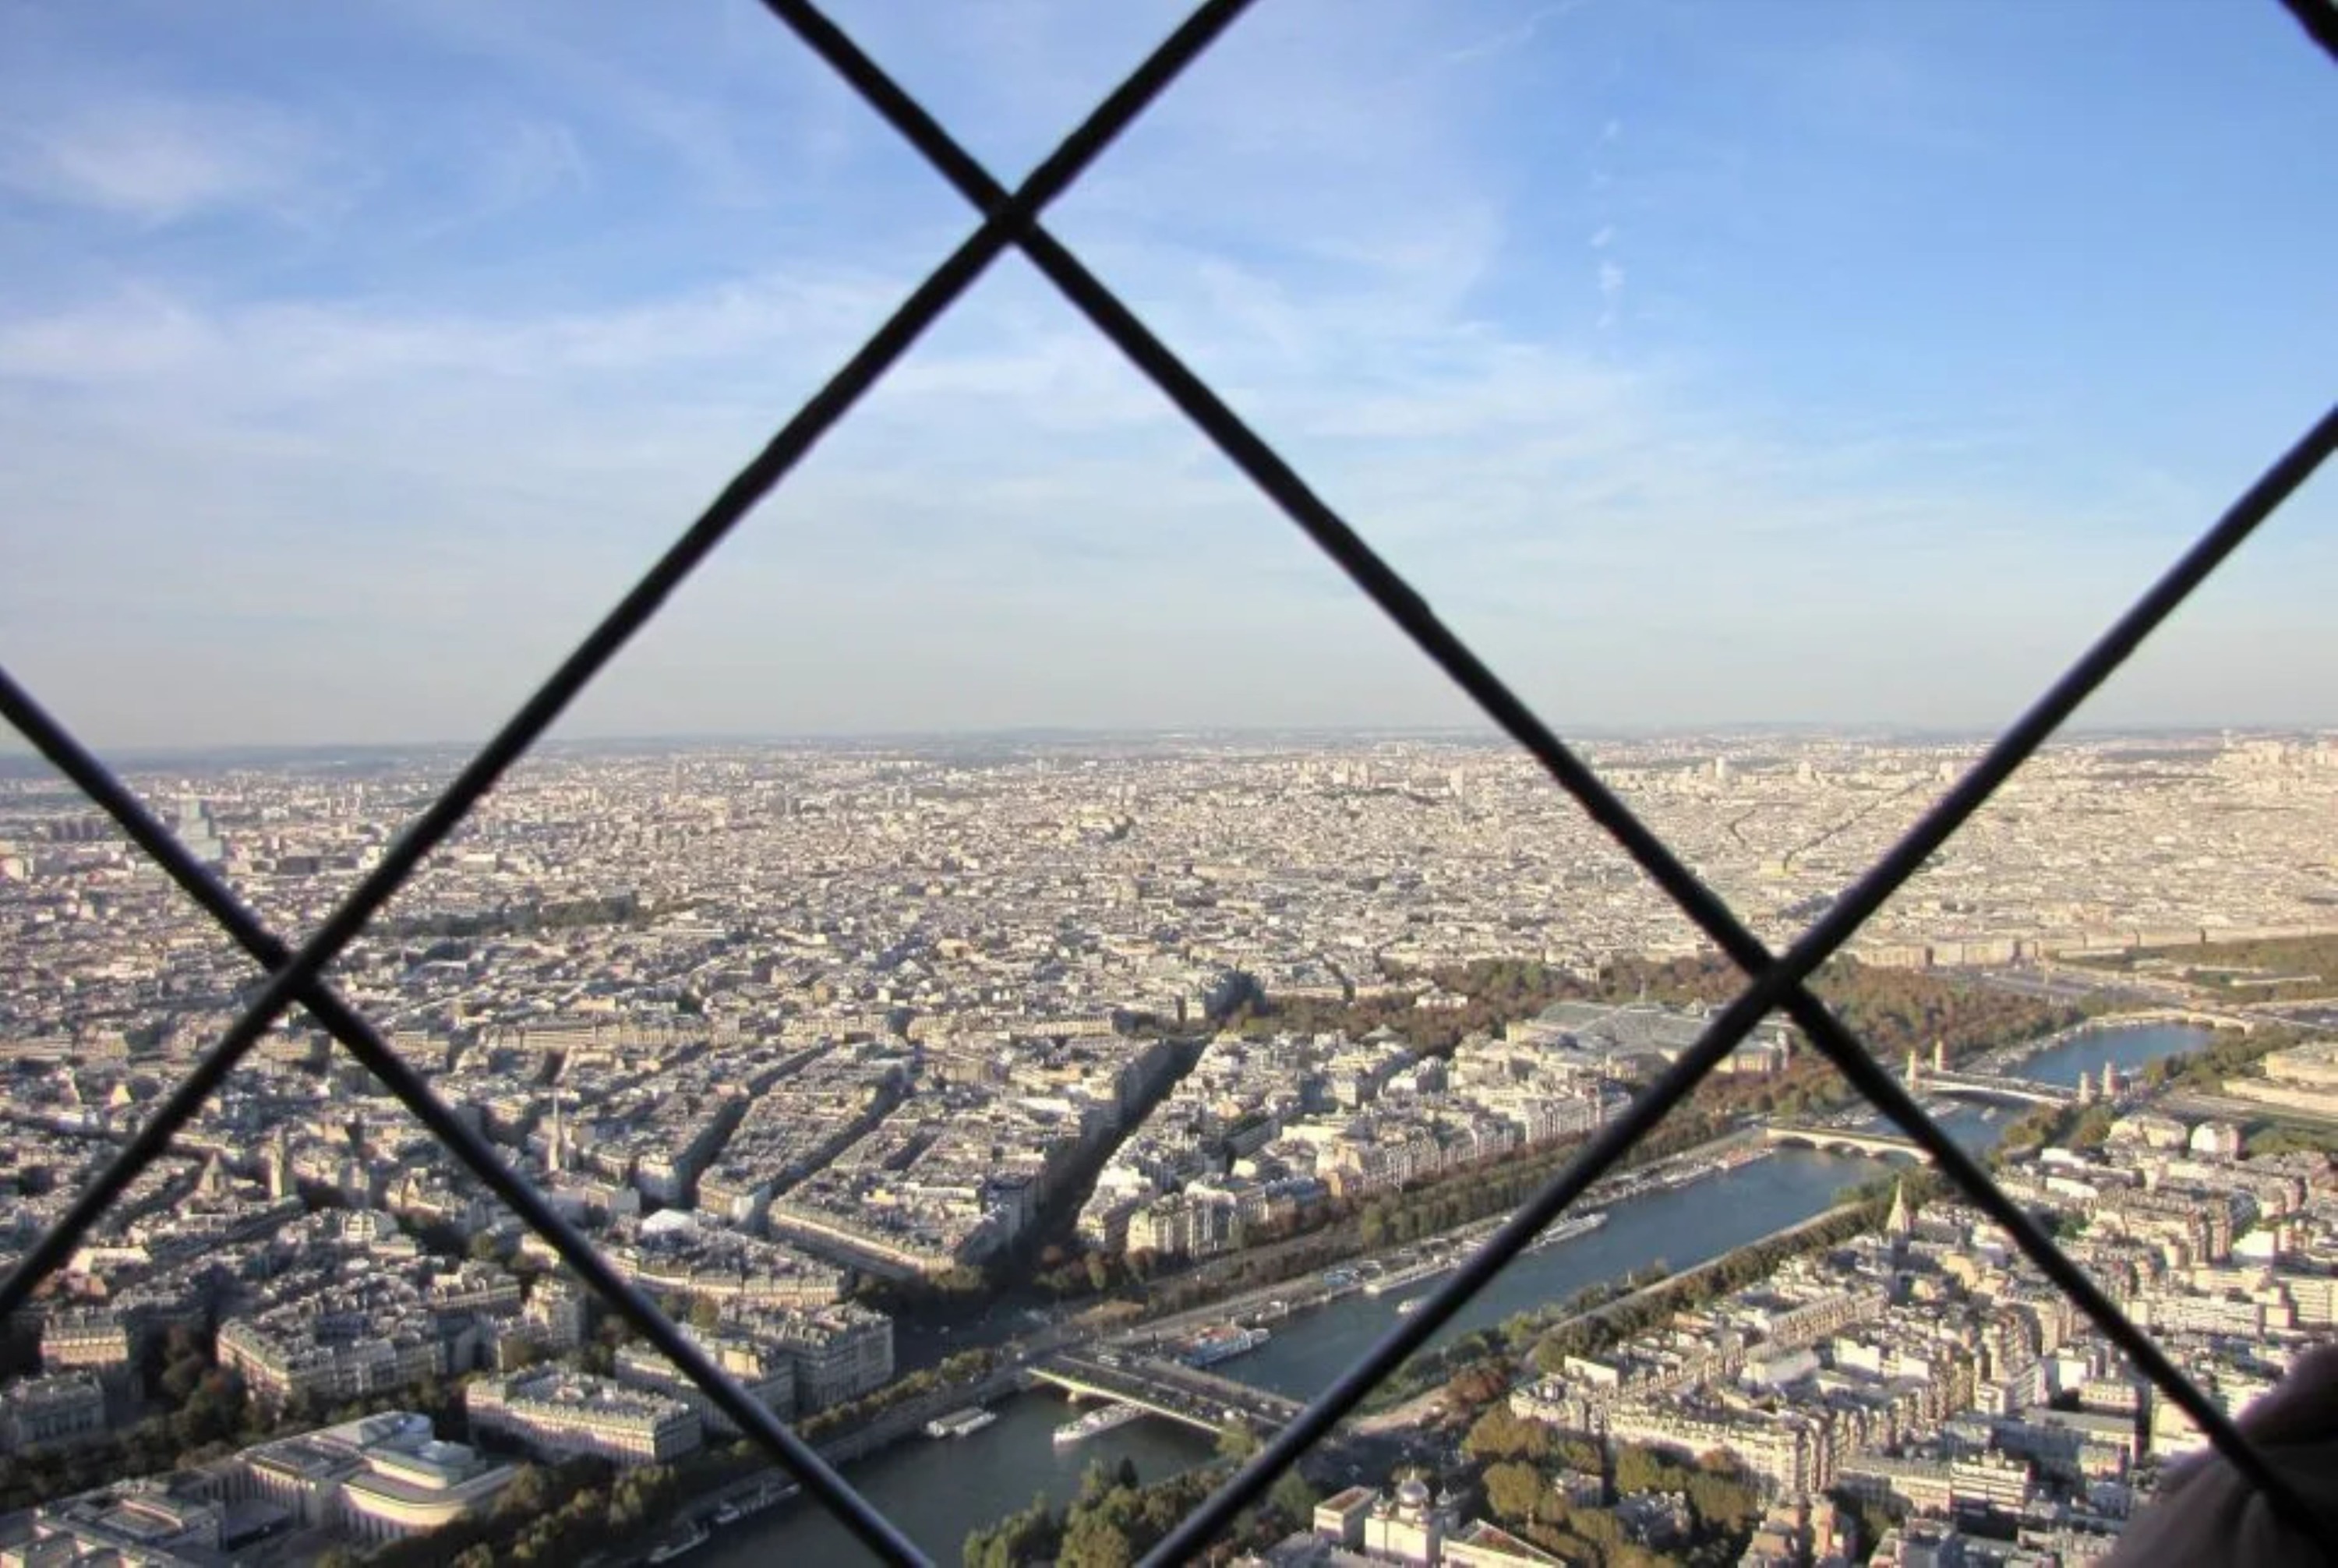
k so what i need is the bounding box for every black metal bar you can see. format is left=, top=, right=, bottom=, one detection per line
left=765, top=0, right=1770, bottom=1094
left=1768, top=403, right=2338, bottom=1034
left=0, top=0, right=2318, bottom=1558
left=0, top=210, right=1005, bottom=1326
left=0, top=9, right=1256, bottom=1558
left=2276, top=0, right=2338, bottom=65
left=1144, top=400, right=2336, bottom=1556
left=0, top=667, right=928, bottom=1566
left=760, top=2, right=2338, bottom=1545
left=1704, top=401, right=2338, bottom=1492
left=0, top=0, right=1248, bottom=1337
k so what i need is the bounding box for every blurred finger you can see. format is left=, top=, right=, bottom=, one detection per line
left=2239, top=1344, right=2338, bottom=1447
left=2107, top=1439, right=2338, bottom=1568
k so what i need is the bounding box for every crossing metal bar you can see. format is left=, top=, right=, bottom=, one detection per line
left=752, top=2, right=2336, bottom=1550
left=0, top=0, right=1254, bottom=1333
left=1139, top=443, right=2338, bottom=1552
left=0, top=5, right=1254, bottom=1558
left=1143, top=401, right=2336, bottom=1556
left=0, top=665, right=930, bottom=1565
left=0, top=2, right=2326, bottom=1562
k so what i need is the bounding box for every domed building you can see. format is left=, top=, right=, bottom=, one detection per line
left=1308, top=1478, right=1560, bottom=1565
left=1363, top=1474, right=1457, bottom=1563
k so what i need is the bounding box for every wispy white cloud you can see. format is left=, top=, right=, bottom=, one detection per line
left=1443, top=0, right=1593, bottom=65
left=470, top=116, right=592, bottom=211
left=0, top=267, right=910, bottom=395
left=374, top=0, right=818, bottom=209
left=0, top=90, right=334, bottom=226
left=1, top=0, right=2329, bottom=747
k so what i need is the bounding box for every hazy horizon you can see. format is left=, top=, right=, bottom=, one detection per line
left=5, top=719, right=2332, bottom=775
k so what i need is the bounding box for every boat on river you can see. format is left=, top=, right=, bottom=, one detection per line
left=1364, top=1255, right=1456, bottom=1297
left=1053, top=1402, right=1146, bottom=1446
left=1524, top=1210, right=1609, bottom=1254
left=1180, top=1325, right=1270, bottom=1367
left=925, top=1406, right=998, bottom=1439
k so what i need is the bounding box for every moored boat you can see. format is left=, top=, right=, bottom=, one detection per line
left=1524, top=1210, right=1609, bottom=1253
left=924, top=1406, right=998, bottom=1439
left=1179, top=1325, right=1270, bottom=1368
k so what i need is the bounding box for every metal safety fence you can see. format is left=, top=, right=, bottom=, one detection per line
left=2, top=1, right=2335, bottom=1562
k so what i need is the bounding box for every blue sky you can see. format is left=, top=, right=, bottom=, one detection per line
left=1, top=0, right=2332, bottom=750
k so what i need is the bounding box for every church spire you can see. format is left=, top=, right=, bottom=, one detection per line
left=1887, top=1177, right=1916, bottom=1239
left=264, top=1126, right=290, bottom=1201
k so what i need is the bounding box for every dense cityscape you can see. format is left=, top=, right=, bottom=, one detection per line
left=3, top=0, right=2330, bottom=1560
left=2, top=731, right=2336, bottom=1566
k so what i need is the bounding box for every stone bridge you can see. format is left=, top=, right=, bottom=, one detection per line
left=1030, top=1349, right=1303, bottom=1439
left=1760, top=1122, right=1924, bottom=1159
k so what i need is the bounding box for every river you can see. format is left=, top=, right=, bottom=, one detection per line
left=706, top=1022, right=2208, bottom=1565
left=2008, top=1020, right=2210, bottom=1088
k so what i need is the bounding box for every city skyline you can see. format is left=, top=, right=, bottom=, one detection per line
left=2, top=0, right=2334, bottom=750
left=4, top=0, right=2335, bottom=1527
left=6, top=729, right=2336, bottom=1561
left=7, top=719, right=2338, bottom=773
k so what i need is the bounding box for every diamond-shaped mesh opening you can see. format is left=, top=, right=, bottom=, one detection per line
left=2, top=2, right=2335, bottom=1563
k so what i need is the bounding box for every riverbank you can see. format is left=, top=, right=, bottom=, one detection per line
left=690, top=1383, right=1217, bottom=1566
left=695, top=1143, right=1924, bottom=1565
left=1348, top=1199, right=1871, bottom=1436
left=687, top=1021, right=2214, bottom=1563
left=1120, top=1127, right=1771, bottom=1348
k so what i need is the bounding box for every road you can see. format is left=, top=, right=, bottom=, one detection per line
left=1038, top=1347, right=1303, bottom=1436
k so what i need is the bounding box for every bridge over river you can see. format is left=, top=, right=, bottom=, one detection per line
left=1918, top=1069, right=2075, bottom=1107
left=1760, top=1122, right=1926, bottom=1159
left=1759, top=1073, right=2069, bottom=1157
left=1030, top=1348, right=1305, bottom=1439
